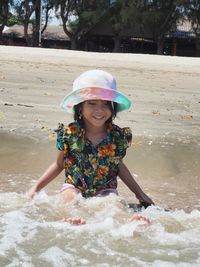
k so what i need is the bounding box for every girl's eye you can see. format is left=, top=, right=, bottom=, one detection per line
left=87, top=101, right=96, bottom=105
left=86, top=101, right=110, bottom=107
left=103, top=101, right=109, bottom=106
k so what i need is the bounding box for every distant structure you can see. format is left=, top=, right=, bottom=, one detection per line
left=1, top=21, right=197, bottom=57
left=2, top=25, right=70, bottom=49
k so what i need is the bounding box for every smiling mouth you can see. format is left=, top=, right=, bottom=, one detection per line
left=93, top=115, right=104, bottom=120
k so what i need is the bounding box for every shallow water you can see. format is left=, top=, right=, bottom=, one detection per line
left=0, top=133, right=200, bottom=267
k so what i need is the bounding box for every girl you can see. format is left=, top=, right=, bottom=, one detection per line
left=27, top=69, right=154, bottom=224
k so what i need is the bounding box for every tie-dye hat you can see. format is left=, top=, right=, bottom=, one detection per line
left=60, top=69, right=132, bottom=113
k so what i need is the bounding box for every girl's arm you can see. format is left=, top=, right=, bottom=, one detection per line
left=118, top=161, right=154, bottom=206
left=27, top=151, right=64, bottom=198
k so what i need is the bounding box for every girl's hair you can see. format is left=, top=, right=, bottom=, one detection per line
left=74, top=101, right=118, bottom=126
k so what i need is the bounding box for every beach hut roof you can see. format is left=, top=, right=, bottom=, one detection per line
left=2, top=24, right=69, bottom=41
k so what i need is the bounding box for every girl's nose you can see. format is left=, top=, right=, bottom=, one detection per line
left=94, top=104, right=104, bottom=113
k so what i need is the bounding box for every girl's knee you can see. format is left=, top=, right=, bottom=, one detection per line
left=61, top=188, right=79, bottom=203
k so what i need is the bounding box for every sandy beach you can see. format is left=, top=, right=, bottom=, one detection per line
left=0, top=45, right=200, bottom=140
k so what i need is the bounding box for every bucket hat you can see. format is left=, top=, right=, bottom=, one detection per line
left=60, top=69, right=131, bottom=113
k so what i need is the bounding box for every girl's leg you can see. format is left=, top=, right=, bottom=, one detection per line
left=60, top=188, right=79, bottom=202
left=129, top=214, right=151, bottom=224
left=60, top=184, right=86, bottom=225
left=60, top=183, right=81, bottom=202
left=63, top=217, right=86, bottom=224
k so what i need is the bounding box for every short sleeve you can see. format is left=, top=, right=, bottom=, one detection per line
left=112, top=125, right=132, bottom=159
left=56, top=123, right=65, bottom=151
left=123, top=127, right=132, bottom=149
left=55, top=122, right=81, bottom=155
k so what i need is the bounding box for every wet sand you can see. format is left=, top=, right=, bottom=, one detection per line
left=1, top=132, right=200, bottom=212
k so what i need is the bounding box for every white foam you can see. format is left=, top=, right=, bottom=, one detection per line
left=39, top=246, right=77, bottom=267
left=0, top=210, right=37, bottom=256
left=1, top=192, right=200, bottom=266
left=149, top=260, right=200, bottom=267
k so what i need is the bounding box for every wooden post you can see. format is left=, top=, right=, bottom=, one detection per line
left=172, top=38, right=177, bottom=56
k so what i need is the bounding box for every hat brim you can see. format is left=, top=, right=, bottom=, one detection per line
left=60, top=87, right=131, bottom=113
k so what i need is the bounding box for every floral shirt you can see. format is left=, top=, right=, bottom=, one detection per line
left=56, top=122, right=132, bottom=198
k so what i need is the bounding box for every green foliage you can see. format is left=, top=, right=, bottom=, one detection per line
left=142, top=0, right=185, bottom=39
left=107, top=0, right=144, bottom=35
left=7, top=15, right=20, bottom=26
left=66, top=0, right=109, bottom=34
left=186, top=0, right=200, bottom=34
left=0, top=0, right=15, bottom=26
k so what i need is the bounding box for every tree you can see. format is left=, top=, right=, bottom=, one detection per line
left=41, top=0, right=56, bottom=34
left=108, top=0, right=126, bottom=52
left=56, top=0, right=109, bottom=50
left=15, top=0, right=35, bottom=46
left=143, top=0, right=185, bottom=54
left=186, top=0, right=200, bottom=56
left=15, top=0, right=53, bottom=47
left=15, top=0, right=47, bottom=46
left=108, top=0, right=144, bottom=52
left=55, top=0, right=73, bottom=47
left=32, top=0, right=41, bottom=46
left=0, top=0, right=8, bottom=41
left=0, top=0, right=14, bottom=42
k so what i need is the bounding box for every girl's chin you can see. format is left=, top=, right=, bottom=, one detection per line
left=90, top=119, right=106, bottom=126
left=84, top=117, right=108, bottom=129
left=92, top=122, right=105, bottom=128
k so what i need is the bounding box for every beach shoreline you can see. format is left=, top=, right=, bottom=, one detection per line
left=0, top=45, right=200, bottom=141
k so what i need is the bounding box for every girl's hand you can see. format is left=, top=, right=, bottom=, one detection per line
left=137, top=193, right=154, bottom=207
left=26, top=186, right=37, bottom=199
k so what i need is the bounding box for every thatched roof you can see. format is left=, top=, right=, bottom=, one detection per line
left=3, top=24, right=69, bottom=40
left=42, top=25, right=69, bottom=40
left=2, top=24, right=32, bottom=37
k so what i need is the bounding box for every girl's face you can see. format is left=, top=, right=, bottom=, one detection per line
left=81, top=100, right=112, bottom=130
